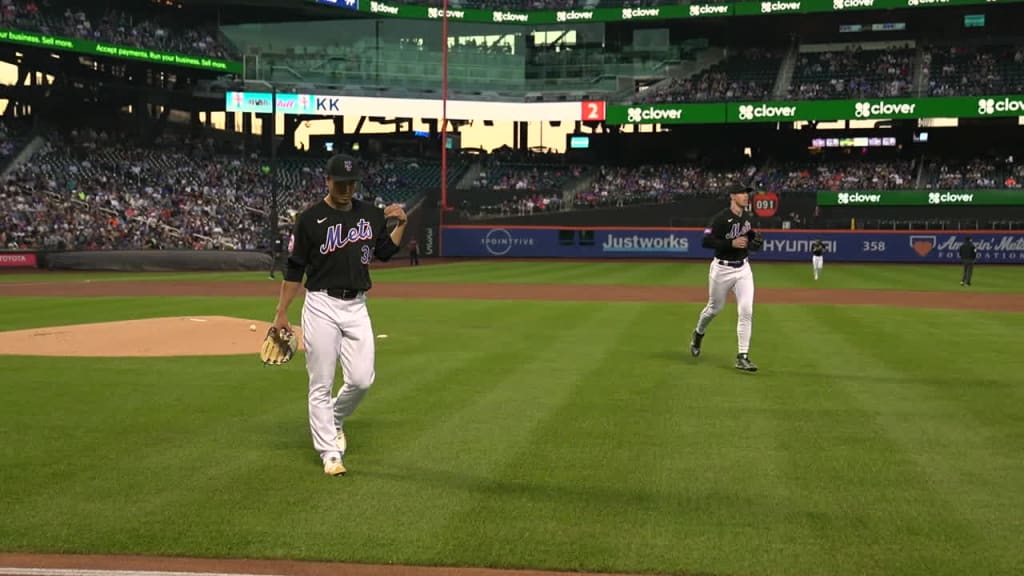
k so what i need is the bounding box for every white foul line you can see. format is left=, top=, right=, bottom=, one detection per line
left=0, top=569, right=285, bottom=576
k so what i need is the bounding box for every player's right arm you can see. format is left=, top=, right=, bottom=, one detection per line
left=701, top=214, right=727, bottom=250
left=274, top=217, right=309, bottom=330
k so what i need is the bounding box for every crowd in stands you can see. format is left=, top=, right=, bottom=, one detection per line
left=927, top=159, right=1023, bottom=190
left=632, top=41, right=1024, bottom=103
left=924, top=45, right=1024, bottom=97
left=636, top=48, right=782, bottom=104
left=1, top=0, right=234, bottom=61
left=3, top=122, right=1022, bottom=249
left=472, top=160, right=587, bottom=192
left=0, top=128, right=440, bottom=251
left=461, top=156, right=1022, bottom=218
left=575, top=164, right=740, bottom=209
left=1, top=131, right=267, bottom=251
left=789, top=47, right=914, bottom=100
left=0, top=119, right=30, bottom=164
left=758, top=160, right=916, bottom=193
left=467, top=193, right=565, bottom=218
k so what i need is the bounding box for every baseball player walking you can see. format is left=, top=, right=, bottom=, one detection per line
left=272, top=153, right=407, bottom=476
left=811, top=239, right=826, bottom=281
left=689, top=184, right=764, bottom=372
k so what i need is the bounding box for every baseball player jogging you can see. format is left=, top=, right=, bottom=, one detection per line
left=272, top=153, right=407, bottom=476
left=689, top=184, right=764, bottom=372
left=811, top=238, right=827, bottom=281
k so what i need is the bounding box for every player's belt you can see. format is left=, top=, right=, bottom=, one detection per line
left=716, top=259, right=746, bottom=268
left=323, top=288, right=364, bottom=300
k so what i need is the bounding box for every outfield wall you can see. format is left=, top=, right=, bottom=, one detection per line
left=441, top=226, right=1024, bottom=263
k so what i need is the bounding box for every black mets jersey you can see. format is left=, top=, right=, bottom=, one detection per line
left=702, top=207, right=757, bottom=261
left=812, top=240, right=826, bottom=257
left=284, top=198, right=399, bottom=292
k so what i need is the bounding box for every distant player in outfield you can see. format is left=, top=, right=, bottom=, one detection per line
left=959, top=236, right=977, bottom=287
left=811, top=239, right=827, bottom=281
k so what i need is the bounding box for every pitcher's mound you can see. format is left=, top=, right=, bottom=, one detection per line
left=0, top=316, right=305, bottom=357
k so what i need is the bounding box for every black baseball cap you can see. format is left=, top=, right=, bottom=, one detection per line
left=325, top=153, right=363, bottom=182
left=727, top=183, right=753, bottom=196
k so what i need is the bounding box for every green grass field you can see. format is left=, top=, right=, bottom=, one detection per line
left=3, top=261, right=1023, bottom=292
left=1, top=262, right=1022, bottom=576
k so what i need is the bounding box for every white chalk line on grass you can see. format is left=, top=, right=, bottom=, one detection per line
left=0, top=568, right=285, bottom=576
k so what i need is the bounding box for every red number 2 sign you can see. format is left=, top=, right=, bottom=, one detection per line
left=581, top=101, right=606, bottom=121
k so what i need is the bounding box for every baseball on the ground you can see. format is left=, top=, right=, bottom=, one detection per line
left=249, top=324, right=257, bottom=331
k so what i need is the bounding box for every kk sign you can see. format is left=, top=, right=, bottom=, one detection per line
left=313, top=95, right=342, bottom=114
left=224, top=92, right=342, bottom=115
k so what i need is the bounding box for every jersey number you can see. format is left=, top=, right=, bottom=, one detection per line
left=361, top=245, right=372, bottom=264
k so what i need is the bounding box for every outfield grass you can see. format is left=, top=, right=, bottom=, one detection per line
left=372, top=261, right=1024, bottom=293
left=3, top=261, right=1024, bottom=293
left=1, top=288, right=1023, bottom=576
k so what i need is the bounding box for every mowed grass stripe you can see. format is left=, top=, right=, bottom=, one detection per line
left=813, top=307, right=1024, bottom=575
left=343, top=303, right=640, bottom=568
left=372, top=261, right=1024, bottom=293
left=375, top=261, right=695, bottom=286
left=752, top=308, right=966, bottom=575
left=424, top=303, right=800, bottom=575
left=423, top=303, right=670, bottom=572
left=775, top=306, right=1006, bottom=576
left=348, top=301, right=608, bottom=458
left=3, top=262, right=1023, bottom=293
left=0, top=355, right=306, bottom=553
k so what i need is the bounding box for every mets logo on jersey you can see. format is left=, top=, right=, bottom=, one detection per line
left=726, top=221, right=752, bottom=239
left=320, top=219, right=373, bottom=255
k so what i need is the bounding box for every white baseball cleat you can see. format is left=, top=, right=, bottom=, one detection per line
left=323, top=457, right=346, bottom=476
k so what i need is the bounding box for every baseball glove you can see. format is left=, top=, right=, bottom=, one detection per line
left=747, top=230, right=765, bottom=251
left=260, top=326, right=297, bottom=366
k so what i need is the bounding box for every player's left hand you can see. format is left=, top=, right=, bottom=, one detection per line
left=748, top=230, right=765, bottom=251
left=384, top=204, right=407, bottom=224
